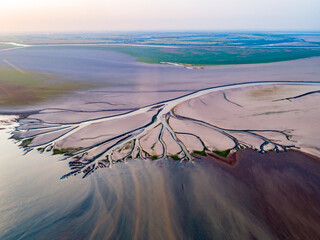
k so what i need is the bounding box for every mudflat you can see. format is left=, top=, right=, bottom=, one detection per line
left=1, top=45, right=320, bottom=240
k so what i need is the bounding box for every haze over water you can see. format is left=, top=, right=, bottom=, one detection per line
left=1, top=0, right=320, bottom=33
left=0, top=0, right=320, bottom=239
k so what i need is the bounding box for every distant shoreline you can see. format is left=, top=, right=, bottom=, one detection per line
left=1, top=41, right=320, bottom=66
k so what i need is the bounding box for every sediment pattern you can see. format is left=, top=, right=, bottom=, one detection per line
left=12, top=81, right=320, bottom=178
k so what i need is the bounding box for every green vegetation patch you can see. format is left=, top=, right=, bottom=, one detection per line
left=53, top=148, right=67, bottom=155
left=213, top=149, right=231, bottom=158
left=192, top=150, right=207, bottom=156
left=170, top=154, right=180, bottom=160
left=21, top=138, right=34, bottom=147
left=96, top=46, right=320, bottom=65
left=52, top=148, right=80, bottom=156
left=0, top=67, right=90, bottom=106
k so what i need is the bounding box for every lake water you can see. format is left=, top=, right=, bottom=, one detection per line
left=1, top=47, right=320, bottom=113
left=0, top=47, right=320, bottom=239
left=1, top=123, right=320, bottom=240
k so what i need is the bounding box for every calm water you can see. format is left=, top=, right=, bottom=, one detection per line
left=1, top=48, right=320, bottom=239
left=1, top=47, right=320, bottom=113
left=1, top=123, right=320, bottom=240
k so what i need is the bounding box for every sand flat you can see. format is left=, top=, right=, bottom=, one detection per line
left=13, top=82, right=319, bottom=178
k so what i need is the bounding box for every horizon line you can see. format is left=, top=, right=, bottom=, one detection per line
left=1, top=29, right=320, bottom=35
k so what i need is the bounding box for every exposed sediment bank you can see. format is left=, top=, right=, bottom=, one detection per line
left=12, top=81, right=320, bottom=178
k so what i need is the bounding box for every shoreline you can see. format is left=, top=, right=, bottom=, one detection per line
left=11, top=81, right=320, bottom=178
left=1, top=42, right=320, bottom=66
left=1, top=46, right=320, bottom=111
left=1, top=80, right=319, bottom=112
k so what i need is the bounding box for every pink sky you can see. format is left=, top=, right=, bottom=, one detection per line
left=1, top=0, right=319, bottom=33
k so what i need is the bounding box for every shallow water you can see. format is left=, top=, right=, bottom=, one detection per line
left=1, top=123, right=320, bottom=240
left=1, top=48, right=320, bottom=239
left=1, top=47, right=320, bottom=113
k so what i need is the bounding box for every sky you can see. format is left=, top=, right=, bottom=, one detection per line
left=0, top=0, right=319, bottom=33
